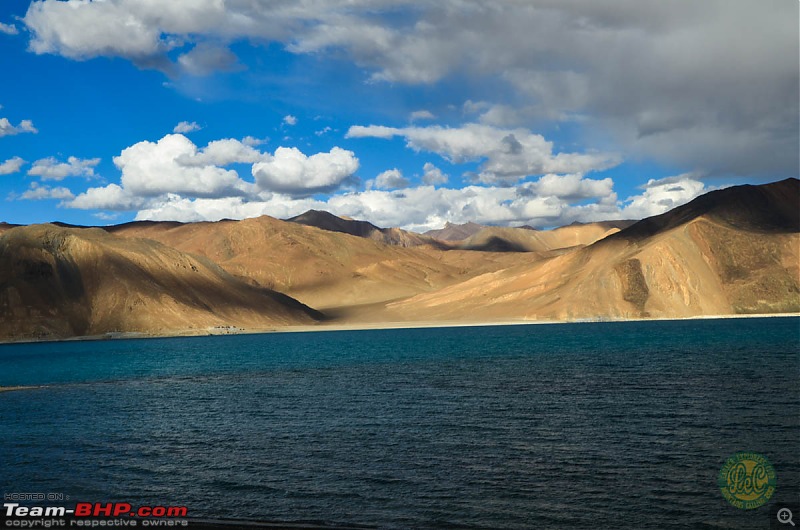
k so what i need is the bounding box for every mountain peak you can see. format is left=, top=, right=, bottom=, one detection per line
left=610, top=177, right=800, bottom=242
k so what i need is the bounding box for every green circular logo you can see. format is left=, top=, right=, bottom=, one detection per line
left=718, top=452, right=776, bottom=509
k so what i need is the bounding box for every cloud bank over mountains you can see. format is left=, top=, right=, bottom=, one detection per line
left=25, top=118, right=702, bottom=231
left=45, top=128, right=701, bottom=231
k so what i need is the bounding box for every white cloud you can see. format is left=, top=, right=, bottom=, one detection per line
left=28, top=156, right=100, bottom=180
left=369, top=168, right=409, bottom=190
left=315, top=126, right=332, bottom=136
left=130, top=174, right=707, bottom=232
left=134, top=195, right=278, bottom=223
left=620, top=174, right=706, bottom=219
left=67, top=133, right=359, bottom=209
left=132, top=184, right=584, bottom=232
left=68, top=183, right=144, bottom=211
left=410, top=110, right=435, bottom=122
left=102, top=156, right=710, bottom=231
left=283, top=115, right=297, bottom=126
left=182, top=138, right=268, bottom=167
left=20, top=182, right=75, bottom=200
left=348, top=123, right=620, bottom=184
left=525, top=173, right=614, bottom=201
left=0, top=22, right=18, bottom=35
left=251, top=146, right=359, bottom=195
left=173, top=121, right=201, bottom=134
left=0, top=117, right=37, bottom=137
left=346, top=125, right=398, bottom=139
left=0, top=156, right=25, bottom=175
left=114, top=134, right=255, bottom=198
left=422, top=162, right=448, bottom=186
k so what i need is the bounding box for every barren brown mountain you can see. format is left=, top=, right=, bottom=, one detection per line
left=424, top=221, right=485, bottom=241
left=457, top=221, right=633, bottom=252
left=107, top=215, right=528, bottom=313
left=1, top=179, right=797, bottom=341
left=0, top=224, right=321, bottom=341
left=0, top=223, right=20, bottom=235
left=288, top=209, right=441, bottom=247
left=386, top=179, right=800, bottom=322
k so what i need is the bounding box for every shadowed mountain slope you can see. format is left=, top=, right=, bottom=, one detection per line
left=108, top=215, right=527, bottom=311
left=287, top=209, right=441, bottom=248
left=386, top=179, right=800, bottom=321
left=0, top=224, right=321, bottom=341
left=608, top=178, right=799, bottom=241
left=458, top=221, right=631, bottom=252
left=2, top=179, right=796, bottom=341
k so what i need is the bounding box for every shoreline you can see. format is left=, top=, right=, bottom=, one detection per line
left=0, top=312, right=797, bottom=346
left=0, top=385, right=43, bottom=393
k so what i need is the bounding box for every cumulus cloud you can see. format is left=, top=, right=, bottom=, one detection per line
left=20, top=182, right=75, bottom=200
left=130, top=173, right=708, bottom=232
left=0, top=117, right=37, bottom=137
left=68, top=183, right=145, bottom=211
left=131, top=185, right=547, bottom=230
left=619, top=174, right=707, bottom=219
left=348, top=123, right=620, bottom=184
left=173, top=121, right=201, bottom=133
left=130, top=182, right=609, bottom=232
left=524, top=173, right=614, bottom=201
left=183, top=138, right=269, bottom=167
left=28, top=156, right=100, bottom=180
left=67, top=134, right=360, bottom=209
left=113, top=134, right=256, bottom=198
left=369, top=168, right=409, bottom=190
left=22, top=0, right=796, bottom=177
left=282, top=115, right=297, bottom=126
left=251, top=146, right=359, bottom=195
left=422, top=162, right=448, bottom=186
left=0, top=156, right=25, bottom=175
left=346, top=125, right=397, bottom=139
left=0, top=22, right=18, bottom=35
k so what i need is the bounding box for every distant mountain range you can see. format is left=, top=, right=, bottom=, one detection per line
left=424, top=221, right=485, bottom=241
left=1, top=178, right=797, bottom=341
left=287, top=209, right=440, bottom=247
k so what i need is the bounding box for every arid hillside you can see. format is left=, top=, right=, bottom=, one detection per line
left=457, top=221, right=633, bottom=252
left=386, top=179, right=800, bottom=321
left=0, top=224, right=321, bottom=341
left=1, top=179, right=797, bottom=341
left=424, top=221, right=485, bottom=241
left=288, top=209, right=441, bottom=248
left=107, top=215, right=529, bottom=312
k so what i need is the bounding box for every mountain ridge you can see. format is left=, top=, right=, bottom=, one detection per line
left=0, top=224, right=321, bottom=341
left=1, top=178, right=797, bottom=341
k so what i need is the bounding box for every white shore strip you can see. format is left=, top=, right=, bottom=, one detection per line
left=0, top=312, right=797, bottom=345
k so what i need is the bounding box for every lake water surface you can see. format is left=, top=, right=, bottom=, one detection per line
left=1, top=318, right=798, bottom=528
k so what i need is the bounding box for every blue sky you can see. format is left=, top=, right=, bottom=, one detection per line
left=0, top=1, right=797, bottom=231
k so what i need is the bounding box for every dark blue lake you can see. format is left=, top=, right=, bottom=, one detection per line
left=1, top=318, right=798, bottom=529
